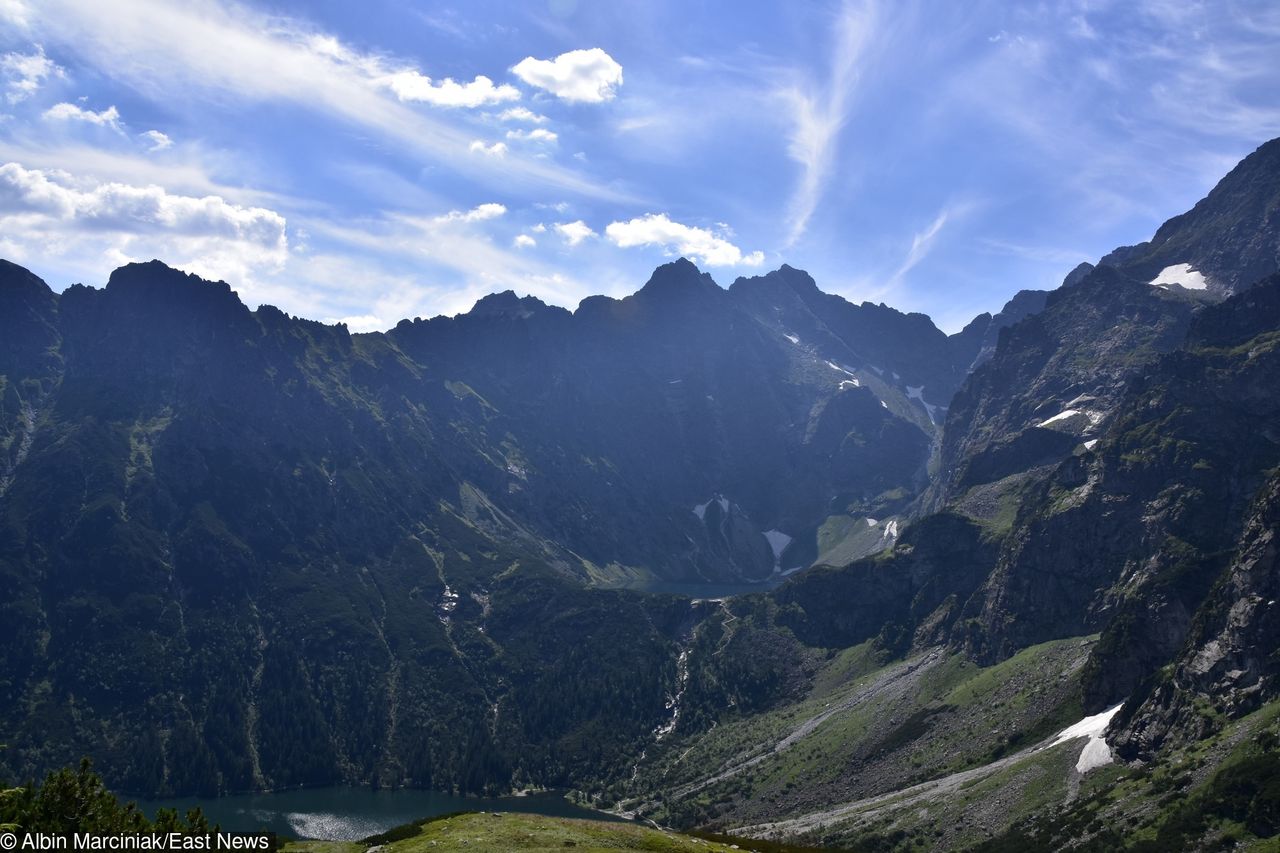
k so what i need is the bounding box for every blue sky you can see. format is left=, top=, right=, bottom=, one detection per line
left=0, top=0, right=1277, bottom=332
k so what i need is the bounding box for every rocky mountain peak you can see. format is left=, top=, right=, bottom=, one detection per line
left=1099, top=137, right=1280, bottom=293
left=467, top=289, right=555, bottom=320
left=632, top=257, right=723, bottom=303
left=103, top=259, right=252, bottom=325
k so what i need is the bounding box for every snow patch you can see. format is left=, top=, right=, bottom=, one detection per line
left=882, top=519, right=899, bottom=541
left=1049, top=702, right=1124, bottom=774
left=764, top=529, right=792, bottom=563
left=1083, top=439, right=1099, bottom=451
left=1039, top=408, right=1081, bottom=428
left=1039, top=408, right=1105, bottom=430
left=693, top=496, right=729, bottom=520
left=839, top=379, right=860, bottom=390
left=866, top=518, right=879, bottom=528
left=784, top=333, right=800, bottom=344
left=906, top=386, right=939, bottom=422
left=826, top=360, right=859, bottom=380
left=1149, top=263, right=1208, bottom=290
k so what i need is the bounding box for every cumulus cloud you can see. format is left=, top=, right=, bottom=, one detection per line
left=511, top=48, right=623, bottom=103
left=15, top=0, right=626, bottom=201
left=468, top=139, right=508, bottom=157
left=498, top=106, right=547, bottom=123
left=381, top=71, right=519, bottom=107
left=553, top=220, right=595, bottom=246
left=0, top=161, right=286, bottom=245
left=1, top=44, right=62, bottom=103
left=44, top=102, right=124, bottom=131
left=432, top=202, right=506, bottom=223
left=140, top=129, right=172, bottom=151
left=604, top=213, right=763, bottom=267
left=0, top=162, right=288, bottom=291
left=506, top=127, right=557, bottom=143
left=513, top=233, right=536, bottom=248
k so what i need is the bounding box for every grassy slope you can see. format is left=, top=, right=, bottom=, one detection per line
left=623, top=636, right=1093, bottom=835
left=726, top=694, right=1280, bottom=851
left=973, top=697, right=1280, bottom=852
left=280, top=812, right=820, bottom=853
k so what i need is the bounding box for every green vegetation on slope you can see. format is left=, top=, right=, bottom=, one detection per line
left=285, top=811, right=830, bottom=853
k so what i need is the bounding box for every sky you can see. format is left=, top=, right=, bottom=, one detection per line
left=0, top=0, right=1278, bottom=333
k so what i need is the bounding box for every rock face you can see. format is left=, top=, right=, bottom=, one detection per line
left=966, top=275, right=1280, bottom=677
left=0, top=254, right=979, bottom=794
left=3, top=132, right=1280, bottom=818
left=769, top=139, right=1280, bottom=735
left=1099, top=137, right=1280, bottom=294
left=930, top=265, right=1201, bottom=512
left=1113, top=472, right=1280, bottom=759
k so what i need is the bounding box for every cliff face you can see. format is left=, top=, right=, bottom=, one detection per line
left=959, top=276, right=1280, bottom=697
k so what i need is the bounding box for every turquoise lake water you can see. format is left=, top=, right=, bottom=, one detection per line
left=135, top=787, right=625, bottom=840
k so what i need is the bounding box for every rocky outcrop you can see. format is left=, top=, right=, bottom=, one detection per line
left=1099, top=137, right=1280, bottom=294
left=1112, top=473, right=1280, bottom=759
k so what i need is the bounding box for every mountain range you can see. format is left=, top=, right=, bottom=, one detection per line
left=2, top=137, right=1279, bottom=850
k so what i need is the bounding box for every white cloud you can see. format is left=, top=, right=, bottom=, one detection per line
left=1, top=44, right=62, bottom=103
left=43, top=101, right=124, bottom=131
left=498, top=106, right=547, bottom=123
left=468, top=139, right=508, bottom=157
left=20, top=0, right=628, bottom=201
left=885, top=209, right=950, bottom=288
left=140, top=129, right=172, bottom=151
left=0, top=161, right=286, bottom=245
left=604, top=213, right=763, bottom=267
left=433, top=202, right=506, bottom=223
left=513, top=233, right=536, bottom=248
left=506, top=127, right=557, bottom=143
left=511, top=48, right=623, bottom=103
left=531, top=223, right=546, bottom=233
left=553, top=219, right=595, bottom=246
left=381, top=71, right=519, bottom=107
left=305, top=213, right=595, bottom=320
left=0, top=161, right=288, bottom=290
left=782, top=1, right=876, bottom=247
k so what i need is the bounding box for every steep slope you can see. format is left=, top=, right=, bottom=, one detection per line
left=0, top=256, right=973, bottom=796
left=932, top=138, right=1280, bottom=518
left=615, top=277, right=1280, bottom=850
left=390, top=258, right=960, bottom=577
left=1100, top=137, right=1280, bottom=294
left=933, top=265, right=1202, bottom=512
left=607, top=141, right=1280, bottom=849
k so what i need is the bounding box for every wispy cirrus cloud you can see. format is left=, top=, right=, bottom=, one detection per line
left=19, top=0, right=631, bottom=201
left=781, top=1, right=877, bottom=248
left=884, top=208, right=950, bottom=289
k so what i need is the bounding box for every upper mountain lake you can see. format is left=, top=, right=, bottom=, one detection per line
left=135, top=787, right=625, bottom=840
